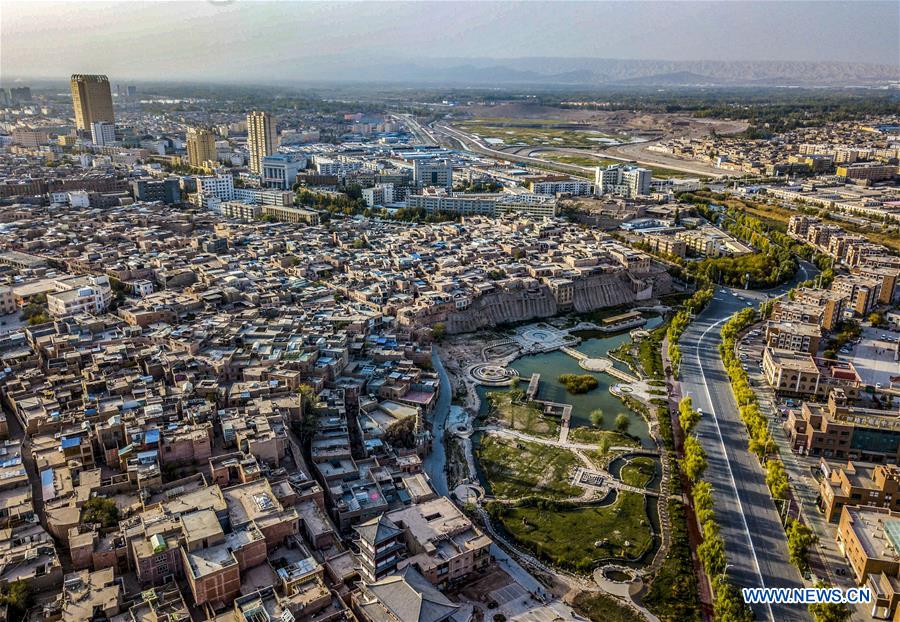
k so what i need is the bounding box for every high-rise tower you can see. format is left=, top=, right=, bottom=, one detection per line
left=247, top=111, right=276, bottom=174
left=70, top=74, right=114, bottom=132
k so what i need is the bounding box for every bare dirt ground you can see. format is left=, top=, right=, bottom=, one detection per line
left=453, top=102, right=747, bottom=140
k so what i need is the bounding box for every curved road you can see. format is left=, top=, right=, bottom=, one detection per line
left=678, top=261, right=816, bottom=622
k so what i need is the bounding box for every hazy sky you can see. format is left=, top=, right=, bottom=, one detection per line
left=2, top=1, right=898, bottom=81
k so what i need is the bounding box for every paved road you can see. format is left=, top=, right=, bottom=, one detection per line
left=678, top=263, right=815, bottom=622
left=424, top=346, right=451, bottom=497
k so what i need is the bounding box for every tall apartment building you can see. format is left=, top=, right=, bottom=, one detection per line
left=90, top=121, right=116, bottom=146
left=794, top=287, right=846, bottom=331
left=362, top=183, right=395, bottom=207
left=831, top=275, right=880, bottom=316
left=70, top=74, right=114, bottom=132
left=595, top=164, right=651, bottom=198
left=186, top=127, right=217, bottom=168
left=413, top=159, right=452, bottom=189
left=247, top=111, right=277, bottom=174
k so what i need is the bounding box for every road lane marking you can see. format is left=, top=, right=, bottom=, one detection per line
left=694, top=316, right=775, bottom=622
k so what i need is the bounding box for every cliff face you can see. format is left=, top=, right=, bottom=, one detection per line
left=443, top=268, right=672, bottom=334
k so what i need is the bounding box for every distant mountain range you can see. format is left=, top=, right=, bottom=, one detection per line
left=306, top=57, right=899, bottom=88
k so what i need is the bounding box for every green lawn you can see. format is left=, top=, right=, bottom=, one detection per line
left=477, top=434, right=582, bottom=500
left=569, top=427, right=637, bottom=446
left=620, top=457, right=657, bottom=488
left=485, top=391, right=558, bottom=438
left=572, top=591, right=644, bottom=622
left=492, top=492, right=655, bottom=571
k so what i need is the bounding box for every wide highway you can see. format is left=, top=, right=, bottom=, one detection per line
left=678, top=261, right=815, bottom=622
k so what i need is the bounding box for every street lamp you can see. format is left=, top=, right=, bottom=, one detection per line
left=720, top=563, right=734, bottom=581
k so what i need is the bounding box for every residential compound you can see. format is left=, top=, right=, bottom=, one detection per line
left=0, top=194, right=670, bottom=619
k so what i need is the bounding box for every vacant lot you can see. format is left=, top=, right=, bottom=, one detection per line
left=493, top=491, right=655, bottom=570
left=477, top=434, right=582, bottom=500
left=485, top=391, right=559, bottom=438
left=539, top=152, right=620, bottom=168
left=455, top=120, right=623, bottom=149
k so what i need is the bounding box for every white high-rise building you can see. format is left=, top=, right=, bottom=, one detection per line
left=595, top=164, right=651, bottom=198
left=90, top=121, right=116, bottom=146
left=362, top=183, right=395, bottom=207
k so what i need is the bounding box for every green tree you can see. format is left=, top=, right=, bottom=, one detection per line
left=683, top=436, right=707, bottom=483
left=808, top=583, right=851, bottom=622
left=711, top=577, right=754, bottom=622
left=678, top=397, right=701, bottom=434
left=786, top=519, right=818, bottom=571
left=614, top=413, right=630, bottom=433
left=0, top=580, right=32, bottom=621
left=597, top=435, right=612, bottom=456
left=590, top=409, right=604, bottom=427
left=432, top=323, right=446, bottom=341
left=765, top=459, right=789, bottom=500
left=81, top=496, right=119, bottom=528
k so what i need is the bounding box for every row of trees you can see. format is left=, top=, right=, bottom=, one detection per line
left=718, top=311, right=848, bottom=621
left=672, top=395, right=752, bottom=620
left=666, top=287, right=714, bottom=376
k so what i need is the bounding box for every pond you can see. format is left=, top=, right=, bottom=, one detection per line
left=477, top=316, right=662, bottom=445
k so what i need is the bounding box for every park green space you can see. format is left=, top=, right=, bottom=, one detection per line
left=490, top=491, right=655, bottom=571
left=484, top=390, right=558, bottom=438
left=476, top=434, right=582, bottom=500
left=619, top=457, right=657, bottom=488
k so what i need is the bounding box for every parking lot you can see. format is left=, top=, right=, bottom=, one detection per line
left=838, top=326, right=900, bottom=389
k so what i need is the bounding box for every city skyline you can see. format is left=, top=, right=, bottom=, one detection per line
left=2, top=1, right=898, bottom=84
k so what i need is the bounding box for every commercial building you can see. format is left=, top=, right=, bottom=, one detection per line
left=70, top=74, right=114, bottom=132
left=11, top=128, right=50, bottom=148
left=820, top=463, right=900, bottom=523
left=763, top=347, right=861, bottom=399
left=413, top=159, right=452, bottom=189
left=186, top=127, right=217, bottom=168
left=261, top=205, right=320, bottom=225
left=527, top=175, right=592, bottom=196
left=595, top=164, right=651, bottom=198
left=131, top=179, right=181, bottom=205
left=407, top=188, right=557, bottom=218
left=836, top=506, right=900, bottom=586
left=785, top=389, right=900, bottom=461
left=90, top=122, right=116, bottom=146
left=837, top=164, right=897, bottom=185
left=247, top=111, right=277, bottom=174
left=220, top=201, right=262, bottom=221
left=195, top=174, right=235, bottom=202
left=261, top=153, right=306, bottom=190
